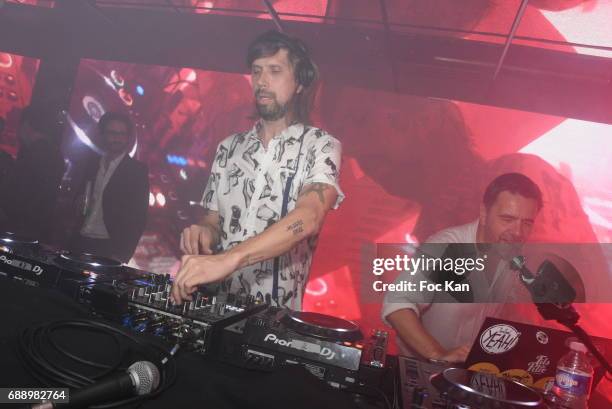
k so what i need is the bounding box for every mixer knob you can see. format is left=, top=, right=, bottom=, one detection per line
left=134, top=320, right=149, bottom=332
left=411, top=387, right=428, bottom=406
left=218, top=303, right=226, bottom=316
left=179, top=326, right=200, bottom=341
left=121, top=314, right=134, bottom=328
left=193, top=293, right=201, bottom=309
left=133, top=311, right=148, bottom=321
left=168, top=323, right=181, bottom=334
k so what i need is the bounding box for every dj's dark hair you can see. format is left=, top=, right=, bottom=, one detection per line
left=247, top=30, right=319, bottom=124
left=483, top=172, right=543, bottom=211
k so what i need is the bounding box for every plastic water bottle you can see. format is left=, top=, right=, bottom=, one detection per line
left=551, top=341, right=594, bottom=409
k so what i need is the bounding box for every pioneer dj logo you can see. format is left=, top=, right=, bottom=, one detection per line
left=480, top=324, right=521, bottom=354
left=264, top=334, right=292, bottom=346
left=263, top=334, right=336, bottom=360
left=0, top=255, right=44, bottom=275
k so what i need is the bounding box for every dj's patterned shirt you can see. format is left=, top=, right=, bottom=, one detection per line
left=200, top=122, right=344, bottom=310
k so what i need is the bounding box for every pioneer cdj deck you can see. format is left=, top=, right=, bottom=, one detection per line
left=217, top=306, right=389, bottom=390
left=0, top=232, right=66, bottom=287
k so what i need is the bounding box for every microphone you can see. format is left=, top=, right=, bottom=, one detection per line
left=510, top=255, right=579, bottom=324
left=32, top=361, right=160, bottom=409
left=510, top=255, right=536, bottom=284
left=510, top=256, right=576, bottom=304
left=510, top=256, right=612, bottom=379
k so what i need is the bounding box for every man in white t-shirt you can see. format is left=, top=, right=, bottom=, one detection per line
left=382, top=173, right=543, bottom=362
left=171, top=31, right=344, bottom=309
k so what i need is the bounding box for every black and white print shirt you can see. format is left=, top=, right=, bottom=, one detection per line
left=200, top=122, right=344, bottom=310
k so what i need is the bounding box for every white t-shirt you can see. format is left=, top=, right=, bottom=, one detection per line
left=201, top=122, right=344, bottom=310
left=381, top=220, right=524, bottom=356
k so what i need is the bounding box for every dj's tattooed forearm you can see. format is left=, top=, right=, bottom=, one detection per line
left=287, top=220, right=305, bottom=236
left=299, top=182, right=329, bottom=204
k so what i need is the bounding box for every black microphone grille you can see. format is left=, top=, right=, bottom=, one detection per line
left=127, top=361, right=160, bottom=395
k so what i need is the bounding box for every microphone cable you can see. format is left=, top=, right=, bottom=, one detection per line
left=17, top=318, right=179, bottom=408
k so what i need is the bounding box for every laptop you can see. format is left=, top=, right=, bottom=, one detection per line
left=465, top=317, right=612, bottom=391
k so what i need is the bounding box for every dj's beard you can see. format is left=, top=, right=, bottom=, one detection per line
left=255, top=97, right=293, bottom=121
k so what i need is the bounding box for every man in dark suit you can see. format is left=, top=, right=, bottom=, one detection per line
left=70, top=112, right=149, bottom=263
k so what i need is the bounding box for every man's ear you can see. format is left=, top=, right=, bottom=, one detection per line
left=296, top=84, right=304, bottom=95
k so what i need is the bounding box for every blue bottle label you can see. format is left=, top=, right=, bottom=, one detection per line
left=555, top=368, right=592, bottom=396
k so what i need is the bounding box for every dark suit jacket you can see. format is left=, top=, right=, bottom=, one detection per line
left=79, top=154, right=149, bottom=262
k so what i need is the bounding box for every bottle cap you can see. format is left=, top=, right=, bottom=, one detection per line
left=569, top=341, right=587, bottom=353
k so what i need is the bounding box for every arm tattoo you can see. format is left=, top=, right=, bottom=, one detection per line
left=299, top=182, right=330, bottom=205
left=287, top=220, right=305, bottom=236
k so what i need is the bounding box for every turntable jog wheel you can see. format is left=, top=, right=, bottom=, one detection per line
left=0, top=231, right=39, bottom=247
left=55, top=252, right=122, bottom=271
left=430, top=368, right=544, bottom=408
left=280, top=309, right=363, bottom=342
